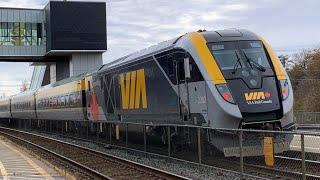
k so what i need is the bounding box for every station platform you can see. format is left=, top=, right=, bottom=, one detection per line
left=0, top=136, right=64, bottom=180
left=290, top=134, right=320, bottom=153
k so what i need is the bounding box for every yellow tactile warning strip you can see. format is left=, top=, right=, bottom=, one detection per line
left=0, top=139, right=60, bottom=180
left=0, top=159, right=8, bottom=180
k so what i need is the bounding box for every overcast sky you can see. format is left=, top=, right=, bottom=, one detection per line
left=0, top=0, right=319, bottom=96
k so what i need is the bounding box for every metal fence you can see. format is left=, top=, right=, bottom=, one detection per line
left=294, top=112, right=320, bottom=125
left=2, top=119, right=320, bottom=180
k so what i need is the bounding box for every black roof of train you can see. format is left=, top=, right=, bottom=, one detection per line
left=201, top=29, right=259, bottom=42
left=99, top=29, right=260, bottom=71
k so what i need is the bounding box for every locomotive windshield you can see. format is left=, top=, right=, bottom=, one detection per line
left=210, top=41, right=271, bottom=71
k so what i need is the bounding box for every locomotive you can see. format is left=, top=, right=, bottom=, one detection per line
left=0, top=29, right=294, bottom=156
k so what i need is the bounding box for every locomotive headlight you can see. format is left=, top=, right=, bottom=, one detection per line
left=216, top=84, right=236, bottom=104
left=279, top=79, right=289, bottom=100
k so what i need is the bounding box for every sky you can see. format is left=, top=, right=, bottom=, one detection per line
left=0, top=0, right=319, bottom=96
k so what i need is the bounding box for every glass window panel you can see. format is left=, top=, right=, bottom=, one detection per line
left=6, top=40, right=13, bottom=46
left=0, top=37, right=5, bottom=45
left=4, top=36, right=9, bottom=42
left=8, top=23, right=13, bottom=37
left=19, top=37, right=25, bottom=46
left=0, top=22, right=42, bottom=46
left=11, top=36, right=19, bottom=45
left=32, top=36, right=37, bottom=46
left=32, top=23, right=37, bottom=37
left=25, top=23, right=32, bottom=36
left=212, top=50, right=240, bottom=70
left=8, top=22, right=17, bottom=45
left=37, top=23, right=42, bottom=38
left=13, top=22, right=19, bottom=36
left=25, top=36, right=31, bottom=46
left=37, top=23, right=42, bottom=46
left=19, top=22, right=25, bottom=37
left=32, top=23, right=37, bottom=46
left=0, top=22, right=8, bottom=37
left=240, top=41, right=271, bottom=68
left=37, top=38, right=42, bottom=46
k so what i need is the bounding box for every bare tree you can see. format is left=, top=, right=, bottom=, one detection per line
left=288, top=48, right=320, bottom=112
left=20, top=80, right=29, bottom=92
left=279, top=54, right=289, bottom=68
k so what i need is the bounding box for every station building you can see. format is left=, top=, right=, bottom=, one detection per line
left=0, top=1, right=107, bottom=89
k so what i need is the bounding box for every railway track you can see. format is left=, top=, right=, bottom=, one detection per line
left=30, top=129, right=320, bottom=179
left=31, top=131, right=319, bottom=179
left=0, top=127, right=188, bottom=180
left=240, top=154, right=320, bottom=179
left=2, top=126, right=320, bottom=180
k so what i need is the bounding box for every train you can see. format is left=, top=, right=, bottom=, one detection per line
left=0, top=29, right=294, bottom=157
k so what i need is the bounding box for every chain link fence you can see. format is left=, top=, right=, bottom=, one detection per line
left=291, top=78, right=320, bottom=126
left=295, top=112, right=320, bottom=124
left=2, top=118, right=320, bottom=179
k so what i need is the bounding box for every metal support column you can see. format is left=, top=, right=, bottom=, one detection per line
left=167, top=126, right=171, bottom=157
left=197, top=128, right=202, bottom=164
left=109, top=123, right=112, bottom=144
left=96, top=123, right=99, bottom=141
left=65, top=121, right=68, bottom=134
left=126, top=124, right=128, bottom=148
left=86, top=121, right=89, bottom=140
left=239, top=130, right=244, bottom=179
left=144, top=125, right=147, bottom=152
left=61, top=121, right=64, bottom=135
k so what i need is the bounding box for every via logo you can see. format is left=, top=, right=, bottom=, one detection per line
left=119, top=69, right=148, bottom=110
left=244, top=91, right=271, bottom=101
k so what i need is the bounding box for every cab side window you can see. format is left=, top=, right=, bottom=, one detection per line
left=177, top=60, right=185, bottom=83
left=156, top=50, right=204, bottom=84
left=157, top=53, right=177, bottom=84
left=188, top=56, right=204, bottom=82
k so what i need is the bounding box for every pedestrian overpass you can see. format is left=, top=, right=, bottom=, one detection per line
left=0, top=1, right=107, bottom=90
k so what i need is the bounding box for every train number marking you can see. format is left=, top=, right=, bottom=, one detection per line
left=119, top=69, right=148, bottom=110
left=197, top=96, right=206, bottom=104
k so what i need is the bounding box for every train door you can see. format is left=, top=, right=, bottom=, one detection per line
left=175, top=54, right=207, bottom=124
left=175, top=55, right=190, bottom=121
left=85, top=76, right=93, bottom=120
left=186, top=56, right=208, bottom=124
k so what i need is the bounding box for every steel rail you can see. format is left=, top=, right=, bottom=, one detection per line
left=275, top=155, right=320, bottom=165
left=243, top=161, right=320, bottom=179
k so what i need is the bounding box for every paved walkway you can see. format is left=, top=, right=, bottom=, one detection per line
left=0, top=137, right=64, bottom=180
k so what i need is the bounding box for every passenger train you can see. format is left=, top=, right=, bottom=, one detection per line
left=0, top=29, right=294, bottom=156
